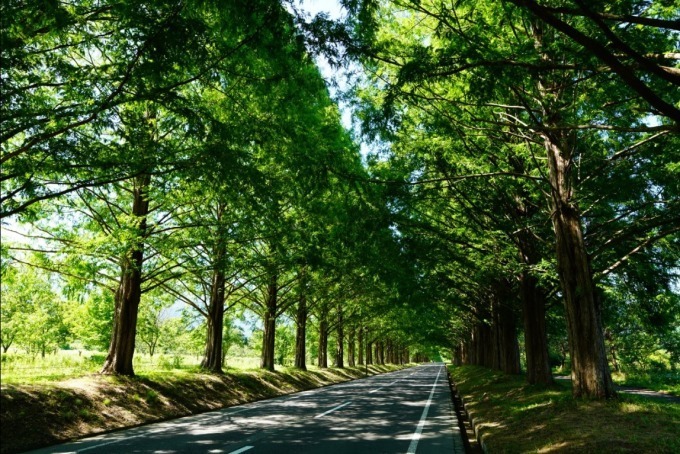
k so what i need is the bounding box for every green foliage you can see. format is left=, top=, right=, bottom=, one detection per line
left=1, top=262, right=70, bottom=356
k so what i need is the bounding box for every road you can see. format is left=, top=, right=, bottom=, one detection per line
left=27, top=363, right=465, bottom=453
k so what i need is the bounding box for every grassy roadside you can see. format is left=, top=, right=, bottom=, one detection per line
left=0, top=364, right=410, bottom=454
left=449, top=365, right=680, bottom=453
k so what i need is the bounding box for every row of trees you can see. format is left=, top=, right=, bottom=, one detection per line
left=325, top=0, right=679, bottom=398
left=1, top=0, right=437, bottom=376
left=1, top=260, right=422, bottom=370
left=2, top=0, right=677, bottom=401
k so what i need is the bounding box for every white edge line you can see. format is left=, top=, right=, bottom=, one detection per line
left=314, top=401, right=352, bottom=418
left=406, top=366, right=443, bottom=454
left=228, top=446, right=254, bottom=454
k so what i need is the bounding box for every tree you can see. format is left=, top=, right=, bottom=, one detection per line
left=335, top=0, right=679, bottom=398
left=0, top=261, right=68, bottom=356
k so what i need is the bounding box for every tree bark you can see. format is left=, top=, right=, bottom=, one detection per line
left=294, top=292, right=307, bottom=370
left=366, top=335, right=373, bottom=365
left=377, top=341, right=385, bottom=365
left=260, top=273, right=277, bottom=371
left=201, top=208, right=227, bottom=373
left=335, top=306, right=344, bottom=368
left=491, top=284, right=521, bottom=374
left=201, top=266, right=226, bottom=373
left=101, top=174, right=150, bottom=376
left=550, top=184, right=614, bottom=397
left=348, top=326, right=356, bottom=367
left=542, top=121, right=614, bottom=397
left=318, top=305, right=328, bottom=368
left=520, top=271, right=553, bottom=384
left=532, top=20, right=615, bottom=399
left=357, top=326, right=364, bottom=365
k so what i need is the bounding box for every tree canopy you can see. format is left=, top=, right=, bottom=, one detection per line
left=1, top=0, right=677, bottom=400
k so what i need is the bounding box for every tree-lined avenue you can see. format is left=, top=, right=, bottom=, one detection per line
left=26, top=364, right=463, bottom=454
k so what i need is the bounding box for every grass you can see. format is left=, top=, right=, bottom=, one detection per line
left=450, top=365, right=680, bottom=453
left=0, top=350, right=264, bottom=384
left=611, top=370, right=680, bottom=395
left=0, top=359, right=411, bottom=454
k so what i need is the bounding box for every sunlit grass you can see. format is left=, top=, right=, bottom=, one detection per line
left=611, top=370, right=680, bottom=395
left=450, top=365, right=680, bottom=453
left=0, top=349, right=265, bottom=385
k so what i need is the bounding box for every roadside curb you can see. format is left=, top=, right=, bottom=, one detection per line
left=460, top=393, right=488, bottom=454
left=447, top=370, right=484, bottom=453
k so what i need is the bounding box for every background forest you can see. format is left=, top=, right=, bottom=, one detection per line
left=1, top=0, right=678, bottom=401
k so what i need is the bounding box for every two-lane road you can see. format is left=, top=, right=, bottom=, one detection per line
left=27, top=363, right=465, bottom=453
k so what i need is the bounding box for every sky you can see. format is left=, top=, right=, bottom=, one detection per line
left=294, top=0, right=355, bottom=131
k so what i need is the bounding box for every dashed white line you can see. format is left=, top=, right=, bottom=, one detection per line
left=314, top=401, right=353, bottom=418
left=406, top=365, right=443, bottom=454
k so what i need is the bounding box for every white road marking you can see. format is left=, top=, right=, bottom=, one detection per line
left=228, top=446, right=254, bottom=454
left=406, top=365, right=443, bottom=454
left=314, top=401, right=353, bottom=418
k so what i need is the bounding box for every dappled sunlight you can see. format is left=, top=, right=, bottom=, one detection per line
left=450, top=365, right=680, bottom=453
left=2, top=363, right=415, bottom=452
left=10, top=365, right=463, bottom=453
left=537, top=441, right=573, bottom=452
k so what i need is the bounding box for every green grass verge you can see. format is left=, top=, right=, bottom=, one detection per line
left=611, top=371, right=680, bottom=396
left=0, top=364, right=411, bottom=454
left=449, top=365, right=680, bottom=453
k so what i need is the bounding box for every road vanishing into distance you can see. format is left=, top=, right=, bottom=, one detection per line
left=27, top=363, right=465, bottom=454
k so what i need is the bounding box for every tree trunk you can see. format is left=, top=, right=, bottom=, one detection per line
left=294, top=292, right=307, bottom=370
left=366, top=337, right=373, bottom=365
left=357, top=326, right=364, bottom=365
left=532, top=20, right=614, bottom=399
left=348, top=326, right=356, bottom=367
left=544, top=132, right=614, bottom=397
left=335, top=306, right=344, bottom=368
left=520, top=272, right=553, bottom=384
left=201, top=267, right=226, bottom=373
left=318, top=305, right=328, bottom=368
left=101, top=174, right=150, bottom=376
left=201, top=203, right=228, bottom=373
left=491, top=285, right=521, bottom=375
left=260, top=273, right=277, bottom=371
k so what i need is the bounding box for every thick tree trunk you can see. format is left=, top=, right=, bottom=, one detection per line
left=366, top=336, right=373, bottom=365
left=295, top=292, right=307, bottom=370
left=260, top=273, right=277, bottom=371
left=453, top=344, right=462, bottom=366
left=520, top=272, right=553, bottom=384
left=357, top=326, right=364, bottom=365
left=531, top=20, right=614, bottom=399
left=460, top=340, right=469, bottom=365
left=386, top=340, right=393, bottom=364
left=335, top=306, right=344, bottom=368
left=201, top=267, right=226, bottom=373
left=551, top=191, right=614, bottom=398
left=101, top=174, right=150, bottom=376
left=472, top=316, right=494, bottom=368
left=318, top=307, right=328, bottom=368
left=348, top=326, right=356, bottom=367
left=544, top=132, right=614, bottom=398
left=201, top=204, right=228, bottom=373
left=491, top=286, right=521, bottom=375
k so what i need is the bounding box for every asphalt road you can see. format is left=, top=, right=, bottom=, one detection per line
left=27, top=363, right=465, bottom=454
